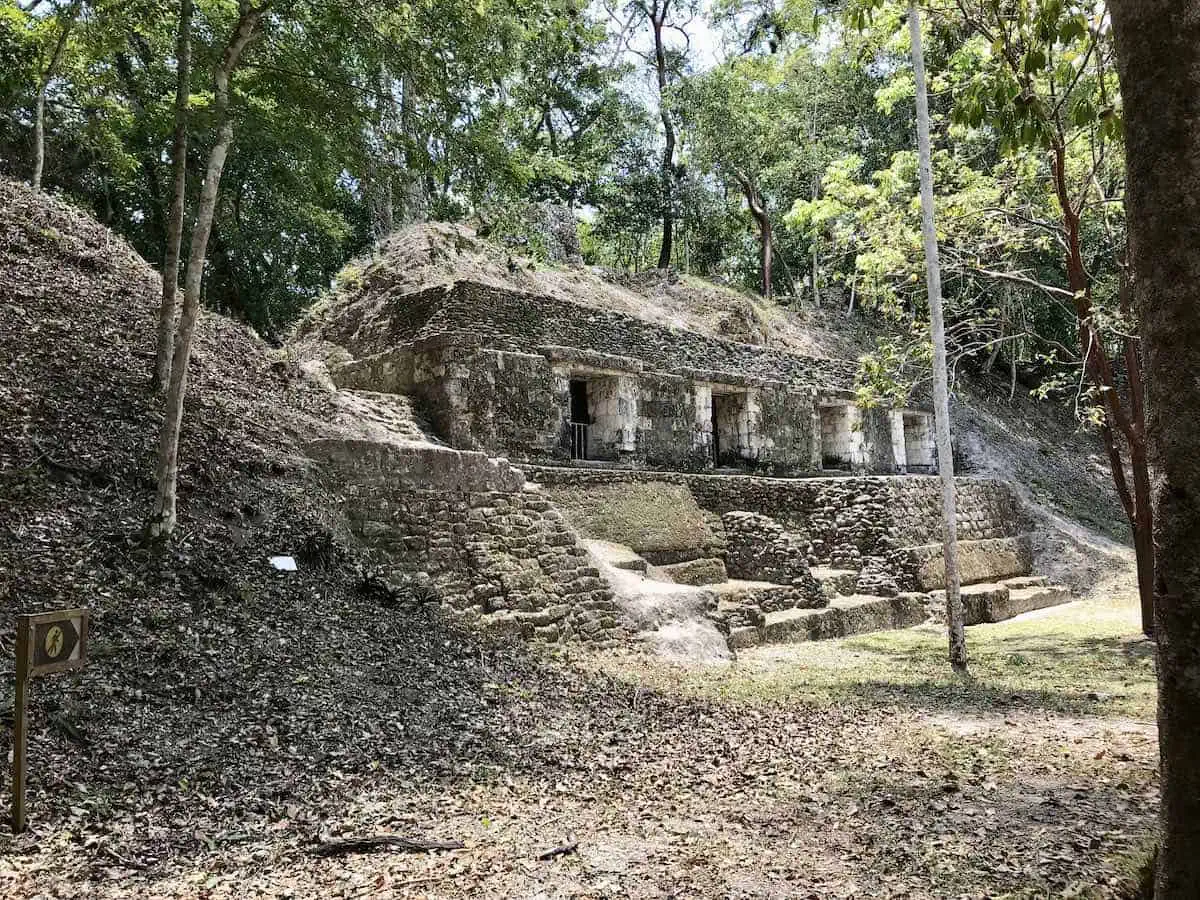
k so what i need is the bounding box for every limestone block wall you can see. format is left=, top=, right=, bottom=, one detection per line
left=543, top=479, right=724, bottom=565
left=818, top=403, right=865, bottom=469
left=636, top=373, right=707, bottom=469
left=861, top=406, right=903, bottom=474
left=888, top=411, right=908, bottom=472
left=903, top=412, right=937, bottom=470
left=526, top=467, right=1027, bottom=570
left=588, top=374, right=639, bottom=459
left=461, top=349, right=567, bottom=459
left=308, top=440, right=626, bottom=644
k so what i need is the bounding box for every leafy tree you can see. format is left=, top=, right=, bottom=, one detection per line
left=607, top=0, right=697, bottom=269
left=681, top=57, right=802, bottom=298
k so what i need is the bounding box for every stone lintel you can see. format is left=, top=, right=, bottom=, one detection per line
left=539, top=344, right=644, bottom=374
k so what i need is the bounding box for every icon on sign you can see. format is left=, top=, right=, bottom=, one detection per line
left=45, top=625, right=64, bottom=658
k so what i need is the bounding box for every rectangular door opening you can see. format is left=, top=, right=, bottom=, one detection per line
left=820, top=404, right=853, bottom=470
left=569, top=379, right=590, bottom=460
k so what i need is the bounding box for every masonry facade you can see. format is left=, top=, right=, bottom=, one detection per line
left=327, top=281, right=937, bottom=476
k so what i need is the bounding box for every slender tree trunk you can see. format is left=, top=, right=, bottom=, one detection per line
left=1112, top=6, right=1200, bottom=894
left=31, top=1, right=80, bottom=191
left=810, top=177, right=821, bottom=307
left=650, top=1, right=674, bottom=270
left=398, top=72, right=424, bottom=225
left=153, top=0, right=193, bottom=393
left=734, top=172, right=772, bottom=300
left=909, top=4, right=966, bottom=674
left=148, top=3, right=267, bottom=539
left=1050, top=138, right=1155, bottom=636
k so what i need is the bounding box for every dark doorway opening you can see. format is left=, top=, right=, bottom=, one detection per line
left=569, top=379, right=589, bottom=460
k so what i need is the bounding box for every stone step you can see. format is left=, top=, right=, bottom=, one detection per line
left=933, top=580, right=1071, bottom=624
left=900, top=535, right=1033, bottom=590
left=931, top=582, right=1009, bottom=626
left=1004, top=584, right=1072, bottom=619
left=1001, top=575, right=1049, bottom=590
left=712, top=579, right=825, bottom=615
left=735, top=594, right=928, bottom=649
left=612, top=557, right=648, bottom=574
left=654, top=557, right=728, bottom=586
left=811, top=566, right=858, bottom=598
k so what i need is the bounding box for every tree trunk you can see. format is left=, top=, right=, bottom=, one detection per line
left=810, top=176, right=821, bottom=307
left=153, top=0, right=193, bottom=393
left=31, top=1, right=80, bottom=191
left=1050, top=136, right=1155, bottom=636
left=1111, top=6, right=1200, bottom=895
left=398, top=72, right=424, bottom=225
left=148, top=3, right=267, bottom=539
left=651, top=1, right=674, bottom=270
left=909, top=3, right=966, bottom=674
left=734, top=171, right=772, bottom=299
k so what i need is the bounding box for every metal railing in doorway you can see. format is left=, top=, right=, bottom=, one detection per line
left=570, top=421, right=589, bottom=460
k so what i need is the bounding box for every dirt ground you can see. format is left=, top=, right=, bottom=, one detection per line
left=0, top=569, right=1158, bottom=900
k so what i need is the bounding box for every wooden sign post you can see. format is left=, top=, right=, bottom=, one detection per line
left=12, top=609, right=88, bottom=834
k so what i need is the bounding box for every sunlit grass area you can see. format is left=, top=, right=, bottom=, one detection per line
left=601, top=591, right=1156, bottom=720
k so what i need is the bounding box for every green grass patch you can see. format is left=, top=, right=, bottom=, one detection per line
left=609, top=593, right=1156, bottom=719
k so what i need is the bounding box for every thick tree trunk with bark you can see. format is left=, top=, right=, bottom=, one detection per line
left=650, top=0, right=674, bottom=270
left=1111, top=5, right=1200, bottom=895
left=909, top=4, right=966, bottom=674
left=153, top=0, right=193, bottom=393
left=148, top=3, right=267, bottom=539
left=31, top=1, right=79, bottom=191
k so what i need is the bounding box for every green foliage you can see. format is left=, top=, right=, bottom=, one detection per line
left=787, top=0, right=1129, bottom=438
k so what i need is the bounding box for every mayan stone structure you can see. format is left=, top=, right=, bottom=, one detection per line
left=323, top=281, right=939, bottom=475
left=303, top=263, right=1070, bottom=649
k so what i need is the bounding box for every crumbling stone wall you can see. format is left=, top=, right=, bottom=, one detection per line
left=309, top=440, right=626, bottom=644
left=324, top=281, right=862, bottom=392
left=721, top=511, right=822, bottom=600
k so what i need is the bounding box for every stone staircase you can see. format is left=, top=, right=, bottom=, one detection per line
left=589, top=535, right=1073, bottom=655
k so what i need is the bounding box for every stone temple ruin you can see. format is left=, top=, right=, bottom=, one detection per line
left=323, top=281, right=938, bottom=475
left=302, top=259, right=1070, bottom=655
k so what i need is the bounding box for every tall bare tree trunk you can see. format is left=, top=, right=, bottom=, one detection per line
left=650, top=0, right=674, bottom=270
left=909, top=4, right=966, bottom=674
left=1111, top=6, right=1200, bottom=895
left=734, top=172, right=772, bottom=300
left=810, top=177, right=821, bottom=307
left=398, top=72, right=425, bottom=225
left=1048, top=139, right=1156, bottom=636
left=153, top=0, right=193, bottom=392
left=31, top=1, right=80, bottom=191
left=148, top=3, right=267, bottom=539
